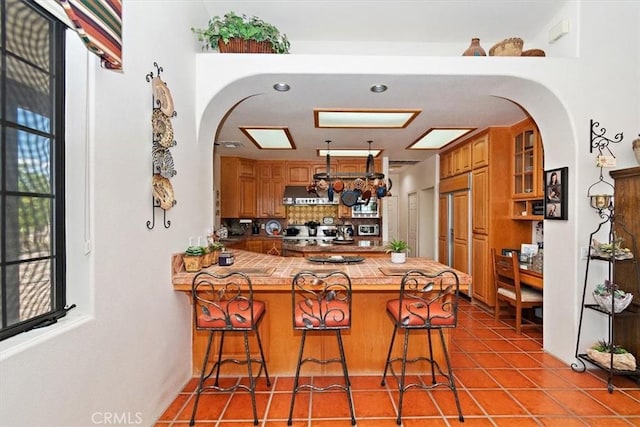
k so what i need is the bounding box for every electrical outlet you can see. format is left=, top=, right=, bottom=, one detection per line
left=580, top=247, right=589, bottom=260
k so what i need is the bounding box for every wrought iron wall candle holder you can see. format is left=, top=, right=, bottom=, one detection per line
left=586, top=119, right=623, bottom=215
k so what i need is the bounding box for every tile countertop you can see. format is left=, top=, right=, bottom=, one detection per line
left=171, top=250, right=471, bottom=292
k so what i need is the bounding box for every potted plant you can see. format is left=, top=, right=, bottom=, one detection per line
left=209, top=241, right=225, bottom=265
left=585, top=339, right=636, bottom=371
left=183, top=245, right=205, bottom=272
left=191, top=11, right=290, bottom=54
left=385, top=239, right=410, bottom=264
left=593, top=280, right=633, bottom=313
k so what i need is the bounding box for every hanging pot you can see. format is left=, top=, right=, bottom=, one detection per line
left=341, top=184, right=359, bottom=207
left=333, top=180, right=344, bottom=193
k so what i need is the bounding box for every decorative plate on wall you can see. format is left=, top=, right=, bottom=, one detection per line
left=152, top=108, right=174, bottom=148
left=152, top=174, right=175, bottom=210
left=152, top=76, right=175, bottom=116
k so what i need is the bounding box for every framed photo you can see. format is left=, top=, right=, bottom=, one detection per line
left=544, top=167, right=568, bottom=220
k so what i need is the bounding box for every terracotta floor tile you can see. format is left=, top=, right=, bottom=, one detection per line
left=156, top=300, right=640, bottom=426
left=492, top=416, right=542, bottom=426
left=178, top=393, right=229, bottom=422
left=450, top=351, right=479, bottom=368
left=157, top=393, right=190, bottom=421
left=393, top=389, right=441, bottom=417
left=580, top=417, right=637, bottom=426
left=584, top=389, right=640, bottom=415
left=509, top=389, right=571, bottom=416
left=480, top=339, right=522, bottom=353
left=547, top=389, right=613, bottom=416
left=553, top=369, right=609, bottom=388
left=470, top=327, right=503, bottom=339
left=454, top=368, right=500, bottom=388
left=310, top=390, right=354, bottom=419
left=221, top=392, right=270, bottom=420
left=469, top=352, right=512, bottom=368
left=486, top=368, right=537, bottom=389
left=455, top=339, right=492, bottom=352
left=352, top=390, right=397, bottom=417
left=498, top=352, right=544, bottom=368
left=520, top=369, right=574, bottom=388
left=431, top=389, right=485, bottom=416
left=266, top=391, right=309, bottom=419
left=536, top=417, right=588, bottom=426
left=510, top=338, right=545, bottom=352
left=468, top=389, right=528, bottom=415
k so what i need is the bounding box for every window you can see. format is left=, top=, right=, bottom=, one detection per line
left=0, top=0, right=67, bottom=340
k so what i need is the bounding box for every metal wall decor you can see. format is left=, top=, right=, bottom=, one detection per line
left=146, top=62, right=177, bottom=229
left=586, top=119, right=622, bottom=215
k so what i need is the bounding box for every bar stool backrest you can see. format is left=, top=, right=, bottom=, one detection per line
left=392, top=269, right=460, bottom=330
left=192, top=271, right=258, bottom=331
left=291, top=270, right=352, bottom=330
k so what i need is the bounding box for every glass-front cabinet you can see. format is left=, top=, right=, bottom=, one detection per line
left=511, top=118, right=544, bottom=220
left=513, top=129, right=536, bottom=196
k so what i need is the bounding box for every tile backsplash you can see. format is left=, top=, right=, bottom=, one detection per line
left=286, top=205, right=338, bottom=225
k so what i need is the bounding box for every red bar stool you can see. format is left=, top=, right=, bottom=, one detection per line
left=381, top=269, right=464, bottom=424
left=190, top=271, right=271, bottom=426
left=288, top=270, right=356, bottom=426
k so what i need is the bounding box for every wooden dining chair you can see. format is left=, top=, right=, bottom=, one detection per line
left=492, top=248, right=543, bottom=334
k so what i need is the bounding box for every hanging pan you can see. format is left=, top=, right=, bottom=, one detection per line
left=341, top=183, right=359, bottom=207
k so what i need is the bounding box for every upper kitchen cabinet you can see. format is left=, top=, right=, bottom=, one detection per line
left=257, top=161, right=286, bottom=218
left=511, top=118, right=544, bottom=220
left=439, top=141, right=471, bottom=179
left=220, top=157, right=257, bottom=218
left=285, top=161, right=314, bottom=185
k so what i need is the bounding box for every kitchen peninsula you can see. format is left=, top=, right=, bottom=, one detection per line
left=172, top=250, right=471, bottom=375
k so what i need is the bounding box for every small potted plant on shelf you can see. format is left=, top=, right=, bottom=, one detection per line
left=593, top=280, right=633, bottom=313
left=191, top=11, right=290, bottom=54
left=183, top=246, right=205, bottom=272
left=385, top=239, right=410, bottom=264
left=209, top=241, right=225, bottom=265
left=585, top=339, right=636, bottom=371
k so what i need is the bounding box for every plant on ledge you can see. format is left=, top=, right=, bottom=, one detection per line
left=385, top=239, right=410, bottom=264
left=191, top=11, right=290, bottom=54
left=585, top=339, right=636, bottom=371
left=593, top=280, right=633, bottom=313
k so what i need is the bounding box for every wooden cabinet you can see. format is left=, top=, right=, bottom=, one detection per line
left=257, top=161, right=286, bottom=218
left=285, top=161, right=313, bottom=185
left=471, top=167, right=489, bottom=234
left=439, top=151, right=453, bottom=179
left=245, top=239, right=263, bottom=253
left=610, top=167, right=640, bottom=359
left=511, top=118, right=544, bottom=220
left=220, top=157, right=256, bottom=218
left=453, top=143, right=472, bottom=175
left=439, top=127, right=534, bottom=306
left=438, top=194, right=449, bottom=265
left=472, top=133, right=489, bottom=168
left=452, top=191, right=470, bottom=275
left=471, top=233, right=490, bottom=303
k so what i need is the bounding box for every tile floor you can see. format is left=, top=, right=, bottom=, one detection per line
left=155, top=299, right=640, bottom=426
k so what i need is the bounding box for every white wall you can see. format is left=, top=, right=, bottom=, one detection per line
left=0, top=1, right=638, bottom=426
left=0, top=2, right=207, bottom=426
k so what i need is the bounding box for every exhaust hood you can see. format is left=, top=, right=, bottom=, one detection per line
left=282, top=186, right=338, bottom=205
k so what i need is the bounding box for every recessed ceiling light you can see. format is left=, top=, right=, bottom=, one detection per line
left=315, top=109, right=420, bottom=128
left=239, top=127, right=295, bottom=149
left=221, top=141, right=243, bottom=149
left=273, top=82, right=290, bottom=92
left=318, top=149, right=382, bottom=157
left=370, top=84, right=387, bottom=93
left=408, top=128, right=475, bottom=150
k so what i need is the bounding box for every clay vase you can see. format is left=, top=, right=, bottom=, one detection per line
left=463, top=38, right=486, bottom=56
left=633, top=135, right=640, bottom=165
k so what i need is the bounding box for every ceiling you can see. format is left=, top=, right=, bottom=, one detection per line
left=201, top=0, right=568, bottom=171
